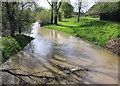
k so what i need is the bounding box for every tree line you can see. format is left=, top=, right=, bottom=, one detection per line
left=46, top=0, right=84, bottom=24
left=3, top=0, right=106, bottom=36
left=2, top=1, right=75, bottom=35
left=2, top=2, right=38, bottom=36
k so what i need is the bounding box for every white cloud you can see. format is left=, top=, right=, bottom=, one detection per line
left=36, top=0, right=50, bottom=9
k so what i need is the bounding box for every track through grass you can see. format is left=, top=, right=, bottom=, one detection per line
left=44, top=17, right=119, bottom=48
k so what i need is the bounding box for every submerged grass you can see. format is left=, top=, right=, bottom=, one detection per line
left=44, top=17, right=119, bottom=48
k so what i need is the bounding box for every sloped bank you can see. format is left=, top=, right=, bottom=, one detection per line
left=0, top=34, right=34, bottom=64
left=44, top=17, right=119, bottom=56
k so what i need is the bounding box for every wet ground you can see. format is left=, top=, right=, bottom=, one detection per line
left=0, top=22, right=119, bottom=84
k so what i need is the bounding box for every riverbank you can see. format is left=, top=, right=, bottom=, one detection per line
left=0, top=34, right=33, bottom=64
left=43, top=17, right=119, bottom=55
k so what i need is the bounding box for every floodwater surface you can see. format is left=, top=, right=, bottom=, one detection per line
left=1, top=22, right=119, bottom=84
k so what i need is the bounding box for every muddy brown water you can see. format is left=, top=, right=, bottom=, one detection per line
left=0, top=22, right=119, bottom=84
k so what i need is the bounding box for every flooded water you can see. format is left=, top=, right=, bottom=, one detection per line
left=0, top=22, right=119, bottom=84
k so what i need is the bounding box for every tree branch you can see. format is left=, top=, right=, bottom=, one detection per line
left=46, top=0, right=52, bottom=7
left=57, top=0, right=63, bottom=11
left=1, top=69, right=56, bottom=79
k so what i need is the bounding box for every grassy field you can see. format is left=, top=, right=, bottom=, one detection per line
left=44, top=17, right=119, bottom=48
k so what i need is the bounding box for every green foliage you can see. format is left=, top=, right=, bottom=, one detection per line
left=16, top=9, right=35, bottom=31
left=35, top=9, right=51, bottom=25
left=60, top=2, right=74, bottom=18
left=0, top=35, right=33, bottom=63
left=2, top=2, right=36, bottom=35
left=2, top=3, right=10, bottom=30
left=87, top=2, right=120, bottom=15
left=44, top=17, right=119, bottom=48
left=99, top=2, right=119, bottom=13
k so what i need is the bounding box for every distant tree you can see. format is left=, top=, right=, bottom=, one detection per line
left=2, top=2, right=37, bottom=36
left=53, top=0, right=62, bottom=25
left=35, top=9, right=51, bottom=26
left=87, top=2, right=120, bottom=15
left=0, top=2, right=1, bottom=16
left=61, top=2, right=74, bottom=18
left=77, top=0, right=82, bottom=22
left=58, top=11, right=62, bottom=21
left=46, top=0, right=54, bottom=24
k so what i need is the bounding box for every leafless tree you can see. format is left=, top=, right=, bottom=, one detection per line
left=46, top=0, right=63, bottom=25
left=78, top=0, right=82, bottom=22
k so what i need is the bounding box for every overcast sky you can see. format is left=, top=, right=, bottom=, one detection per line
left=36, top=0, right=95, bottom=13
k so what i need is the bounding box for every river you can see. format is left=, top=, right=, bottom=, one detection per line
left=0, top=22, right=119, bottom=84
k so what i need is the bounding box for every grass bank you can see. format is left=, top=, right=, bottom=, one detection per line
left=0, top=34, right=33, bottom=64
left=44, top=17, right=119, bottom=48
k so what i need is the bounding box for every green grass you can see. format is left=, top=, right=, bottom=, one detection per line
left=0, top=34, right=33, bottom=64
left=44, top=17, right=119, bottom=48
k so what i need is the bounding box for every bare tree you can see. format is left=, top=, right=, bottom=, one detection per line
left=78, top=0, right=82, bottom=22
left=46, top=0, right=54, bottom=24
left=53, top=0, right=62, bottom=25
left=47, top=0, right=62, bottom=25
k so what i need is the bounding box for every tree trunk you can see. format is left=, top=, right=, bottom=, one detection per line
left=18, top=2, right=30, bottom=34
left=5, top=2, right=16, bottom=36
left=19, top=28, right=21, bottom=34
left=9, top=16, right=16, bottom=36
left=77, top=2, right=82, bottom=22
left=78, top=7, right=80, bottom=22
left=54, top=14, right=58, bottom=25
left=10, top=26, right=15, bottom=36
left=54, top=2, right=58, bottom=25
left=51, top=6, right=54, bottom=24
left=18, top=4, right=24, bottom=34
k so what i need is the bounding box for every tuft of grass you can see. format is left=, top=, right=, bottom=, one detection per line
left=44, top=17, right=119, bottom=48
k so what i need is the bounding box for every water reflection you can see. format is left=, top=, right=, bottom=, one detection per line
left=1, top=22, right=119, bottom=84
